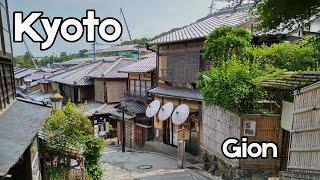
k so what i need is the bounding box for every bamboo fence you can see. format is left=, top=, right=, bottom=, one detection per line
left=288, top=82, right=320, bottom=173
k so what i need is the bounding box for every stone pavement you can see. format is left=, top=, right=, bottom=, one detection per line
left=101, top=144, right=221, bottom=180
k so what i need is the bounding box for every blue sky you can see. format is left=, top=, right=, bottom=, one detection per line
left=9, top=0, right=229, bottom=57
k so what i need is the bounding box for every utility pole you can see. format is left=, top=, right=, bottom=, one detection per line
left=23, top=41, right=37, bottom=68
left=120, top=8, right=132, bottom=42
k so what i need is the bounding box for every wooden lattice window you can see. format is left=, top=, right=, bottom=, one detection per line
left=0, top=0, right=15, bottom=110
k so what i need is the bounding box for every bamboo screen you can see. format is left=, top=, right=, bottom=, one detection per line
left=288, top=82, right=320, bottom=173
left=202, top=105, right=241, bottom=167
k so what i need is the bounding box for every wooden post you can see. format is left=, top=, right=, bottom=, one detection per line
left=177, top=140, right=185, bottom=169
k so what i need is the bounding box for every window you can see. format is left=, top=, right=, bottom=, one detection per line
left=134, top=80, right=140, bottom=95
left=146, top=81, right=152, bottom=90
left=141, top=81, right=146, bottom=96
left=130, top=80, right=135, bottom=93
left=0, top=1, right=11, bottom=56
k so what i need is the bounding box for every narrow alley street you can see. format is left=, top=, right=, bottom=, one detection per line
left=101, top=144, right=219, bottom=180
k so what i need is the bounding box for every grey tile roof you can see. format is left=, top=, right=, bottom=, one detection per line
left=27, top=90, right=52, bottom=105
left=24, top=71, right=46, bottom=81
left=119, top=53, right=156, bottom=73
left=14, top=69, right=39, bottom=79
left=148, top=87, right=203, bottom=101
left=0, top=99, right=51, bottom=176
left=87, top=58, right=137, bottom=79
left=48, top=61, right=103, bottom=86
left=95, top=104, right=117, bottom=115
left=126, top=100, right=147, bottom=114
left=150, top=5, right=252, bottom=45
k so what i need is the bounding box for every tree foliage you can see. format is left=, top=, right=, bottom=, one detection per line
left=44, top=102, right=104, bottom=180
left=13, top=52, right=35, bottom=68
left=202, top=26, right=252, bottom=64
left=226, top=0, right=320, bottom=29
left=256, top=0, right=320, bottom=29
left=198, top=58, right=282, bottom=113
left=250, top=42, right=319, bottom=71
left=198, top=26, right=320, bottom=113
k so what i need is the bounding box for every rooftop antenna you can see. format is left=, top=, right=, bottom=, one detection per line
left=23, top=41, right=37, bottom=68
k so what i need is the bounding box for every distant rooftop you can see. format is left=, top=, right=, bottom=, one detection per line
left=48, top=58, right=136, bottom=85
left=87, top=44, right=148, bottom=54
left=55, top=56, right=117, bottom=66
left=14, top=69, right=39, bottom=79
left=150, top=4, right=254, bottom=45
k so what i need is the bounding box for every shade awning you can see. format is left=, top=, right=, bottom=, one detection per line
left=0, top=99, right=51, bottom=177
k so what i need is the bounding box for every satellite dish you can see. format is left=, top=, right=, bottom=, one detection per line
left=158, top=102, right=174, bottom=121
left=172, top=104, right=190, bottom=125
left=146, top=100, right=161, bottom=118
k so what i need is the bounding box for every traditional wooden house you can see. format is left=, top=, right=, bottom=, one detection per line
left=48, top=61, right=108, bottom=103
left=148, top=5, right=254, bottom=156
left=86, top=58, right=136, bottom=104
left=111, top=54, right=157, bottom=149
left=14, top=68, right=39, bottom=87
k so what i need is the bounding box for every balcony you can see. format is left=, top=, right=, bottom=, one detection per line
left=124, top=91, right=151, bottom=103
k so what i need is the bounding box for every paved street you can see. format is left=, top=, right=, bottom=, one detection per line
left=101, top=144, right=218, bottom=180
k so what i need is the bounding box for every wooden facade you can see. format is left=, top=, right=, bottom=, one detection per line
left=202, top=105, right=282, bottom=170
left=93, top=78, right=127, bottom=104
left=51, top=82, right=94, bottom=103
left=287, top=82, right=320, bottom=173
left=127, top=72, right=154, bottom=101
left=153, top=95, right=202, bottom=155
left=151, top=40, right=207, bottom=156
left=158, top=41, right=210, bottom=87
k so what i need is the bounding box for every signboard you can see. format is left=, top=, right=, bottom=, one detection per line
left=177, top=128, right=190, bottom=141
left=243, top=121, right=256, bottom=137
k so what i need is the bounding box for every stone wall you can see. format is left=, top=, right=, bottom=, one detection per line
left=200, top=149, right=279, bottom=180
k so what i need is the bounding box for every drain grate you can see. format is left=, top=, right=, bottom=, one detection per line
left=137, top=165, right=153, bottom=170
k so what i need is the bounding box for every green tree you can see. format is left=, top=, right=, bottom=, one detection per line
left=202, top=26, right=252, bottom=65
left=13, top=51, right=35, bottom=68
left=44, top=102, right=104, bottom=180
left=225, top=0, right=320, bottom=29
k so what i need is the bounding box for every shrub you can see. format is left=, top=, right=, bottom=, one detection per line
left=197, top=58, right=283, bottom=113
left=202, top=26, right=252, bottom=64
left=44, top=101, right=104, bottom=180
left=250, top=42, right=318, bottom=71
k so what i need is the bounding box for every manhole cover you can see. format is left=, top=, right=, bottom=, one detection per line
left=137, top=165, right=153, bottom=170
